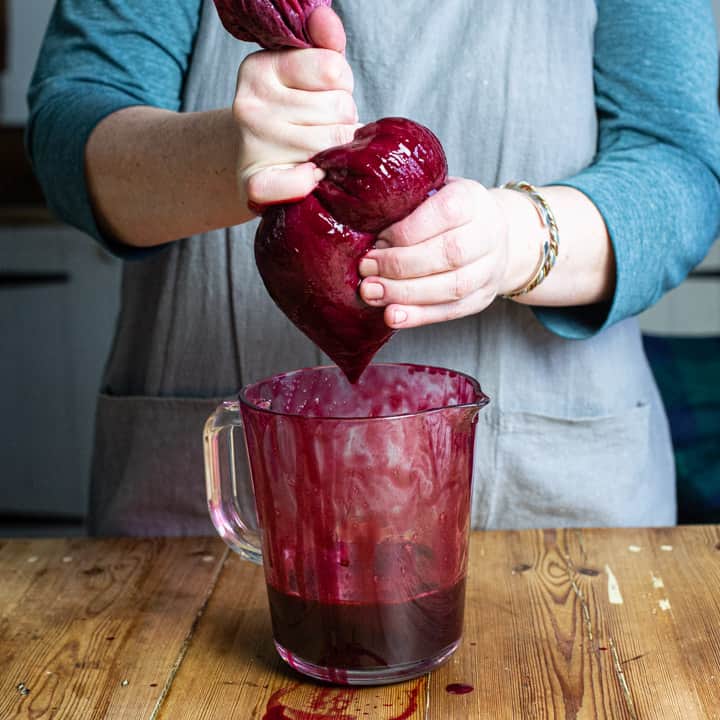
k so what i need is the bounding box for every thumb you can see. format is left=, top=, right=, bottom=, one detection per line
left=307, top=6, right=346, bottom=52
left=244, top=163, right=325, bottom=213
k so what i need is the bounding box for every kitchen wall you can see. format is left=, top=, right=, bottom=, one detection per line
left=0, top=0, right=55, bottom=122
left=0, top=227, right=121, bottom=524
left=1, top=0, right=120, bottom=533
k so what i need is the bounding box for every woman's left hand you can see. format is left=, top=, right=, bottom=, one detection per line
left=358, top=178, right=513, bottom=329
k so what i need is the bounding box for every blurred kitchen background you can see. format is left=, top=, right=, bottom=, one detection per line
left=1, top=1, right=719, bottom=537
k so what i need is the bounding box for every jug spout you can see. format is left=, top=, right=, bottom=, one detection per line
left=454, top=397, right=489, bottom=429
left=459, top=381, right=490, bottom=420
left=473, top=391, right=491, bottom=414
left=445, top=384, right=490, bottom=430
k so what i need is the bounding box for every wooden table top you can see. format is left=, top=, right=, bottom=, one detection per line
left=1, top=526, right=719, bottom=719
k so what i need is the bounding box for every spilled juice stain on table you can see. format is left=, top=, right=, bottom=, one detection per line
left=262, top=682, right=422, bottom=719
left=445, top=683, right=474, bottom=695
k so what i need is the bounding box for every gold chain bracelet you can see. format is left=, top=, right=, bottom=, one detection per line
left=500, top=181, right=559, bottom=299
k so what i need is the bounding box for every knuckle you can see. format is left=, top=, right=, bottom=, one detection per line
left=446, top=302, right=465, bottom=322
left=331, top=124, right=355, bottom=147
left=318, top=51, right=344, bottom=84
left=337, top=92, right=357, bottom=123
left=385, top=252, right=405, bottom=279
left=326, top=54, right=353, bottom=89
left=476, top=265, right=493, bottom=291
left=441, top=233, right=465, bottom=270
left=238, top=50, right=262, bottom=77
left=390, top=221, right=412, bottom=247
left=343, top=65, right=355, bottom=92
left=451, top=270, right=472, bottom=300
left=270, top=51, right=291, bottom=83
left=396, top=282, right=413, bottom=306
left=437, top=183, right=470, bottom=225
left=239, top=51, right=274, bottom=91
left=233, top=93, right=264, bottom=128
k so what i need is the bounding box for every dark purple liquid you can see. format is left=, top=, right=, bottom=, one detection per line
left=446, top=683, right=474, bottom=695
left=267, top=578, right=466, bottom=669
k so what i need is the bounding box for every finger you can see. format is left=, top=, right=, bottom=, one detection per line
left=383, top=289, right=495, bottom=330
left=359, top=227, right=483, bottom=280
left=274, top=48, right=353, bottom=92
left=359, top=261, right=487, bottom=307
left=283, top=122, right=362, bottom=155
left=245, top=162, right=324, bottom=207
left=379, top=179, right=478, bottom=247
left=284, top=88, right=358, bottom=126
left=307, top=6, right=347, bottom=53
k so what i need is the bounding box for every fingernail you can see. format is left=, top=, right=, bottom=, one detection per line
left=358, top=258, right=379, bottom=277
left=363, top=282, right=384, bottom=300
left=375, top=239, right=390, bottom=250
left=392, top=309, right=408, bottom=325
left=313, top=167, right=325, bottom=182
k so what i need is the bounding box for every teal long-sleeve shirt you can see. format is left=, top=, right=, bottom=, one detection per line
left=27, top=0, right=720, bottom=339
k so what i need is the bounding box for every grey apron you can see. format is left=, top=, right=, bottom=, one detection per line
left=89, top=0, right=676, bottom=536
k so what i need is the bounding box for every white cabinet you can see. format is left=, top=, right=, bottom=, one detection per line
left=0, top=225, right=121, bottom=518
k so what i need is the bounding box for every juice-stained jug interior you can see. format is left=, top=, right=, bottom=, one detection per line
left=236, top=363, right=489, bottom=675
left=240, top=362, right=488, bottom=418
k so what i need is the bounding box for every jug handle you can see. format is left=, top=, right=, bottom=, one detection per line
left=203, top=400, right=262, bottom=565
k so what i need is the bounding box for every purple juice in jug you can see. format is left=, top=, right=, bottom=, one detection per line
left=239, top=364, right=487, bottom=679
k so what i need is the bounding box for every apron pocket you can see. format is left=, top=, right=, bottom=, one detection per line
left=486, top=402, right=654, bottom=529
left=89, top=393, right=226, bottom=536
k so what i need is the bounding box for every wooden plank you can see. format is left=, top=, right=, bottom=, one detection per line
left=0, top=538, right=227, bottom=720
left=583, top=526, right=720, bottom=720
left=428, top=530, right=629, bottom=719
left=427, top=527, right=720, bottom=719
left=157, top=552, right=427, bottom=720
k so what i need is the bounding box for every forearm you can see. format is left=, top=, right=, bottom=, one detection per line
left=493, top=185, right=615, bottom=307
left=86, top=106, right=252, bottom=248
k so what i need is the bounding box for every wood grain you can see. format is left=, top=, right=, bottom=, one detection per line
left=582, top=526, right=720, bottom=720
left=0, top=537, right=227, bottom=720
left=428, top=529, right=630, bottom=719
left=428, top=527, right=720, bottom=720
left=2, top=528, right=720, bottom=719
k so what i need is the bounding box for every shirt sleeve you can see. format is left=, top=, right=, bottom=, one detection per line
left=535, top=0, right=720, bottom=339
left=26, top=0, right=203, bottom=258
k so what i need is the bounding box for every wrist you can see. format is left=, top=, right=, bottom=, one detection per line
left=489, top=187, right=548, bottom=298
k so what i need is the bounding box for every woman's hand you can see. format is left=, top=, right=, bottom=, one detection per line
left=235, top=7, right=360, bottom=209
left=83, top=7, right=360, bottom=248
left=358, top=179, right=520, bottom=328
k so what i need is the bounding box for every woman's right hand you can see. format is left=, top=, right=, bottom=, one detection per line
left=234, top=6, right=360, bottom=211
